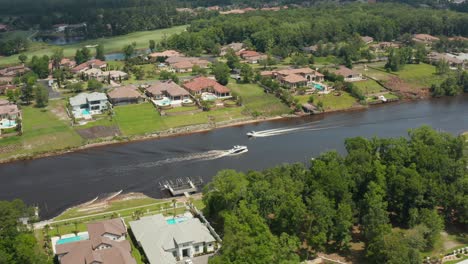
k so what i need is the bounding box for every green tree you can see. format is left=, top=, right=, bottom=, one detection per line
left=239, top=63, right=254, bottom=83
left=34, top=83, right=49, bottom=107
left=225, top=48, right=240, bottom=70
left=291, top=53, right=309, bottom=68
left=436, top=59, right=450, bottom=75
left=212, top=62, right=230, bottom=85
left=18, top=54, right=28, bottom=64
left=87, top=79, right=103, bottom=91
left=95, top=45, right=105, bottom=61
left=20, top=76, right=36, bottom=104
left=149, top=40, right=156, bottom=52
left=123, top=44, right=134, bottom=61
left=51, top=48, right=64, bottom=69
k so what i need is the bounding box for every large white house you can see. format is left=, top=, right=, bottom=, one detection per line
left=130, top=214, right=216, bottom=264
left=69, top=92, right=109, bottom=119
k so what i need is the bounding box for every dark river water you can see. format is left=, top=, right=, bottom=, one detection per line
left=0, top=96, right=467, bottom=219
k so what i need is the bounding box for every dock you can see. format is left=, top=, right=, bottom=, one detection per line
left=159, top=177, right=203, bottom=196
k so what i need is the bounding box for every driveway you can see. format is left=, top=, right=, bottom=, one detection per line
left=38, top=79, right=62, bottom=99
left=177, top=253, right=214, bottom=264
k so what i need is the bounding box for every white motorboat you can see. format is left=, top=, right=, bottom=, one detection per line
left=227, top=145, right=248, bottom=155
left=246, top=131, right=257, bottom=137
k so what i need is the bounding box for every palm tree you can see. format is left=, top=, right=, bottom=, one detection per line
left=172, top=199, right=177, bottom=219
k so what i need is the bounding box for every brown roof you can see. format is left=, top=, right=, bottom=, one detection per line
left=238, top=50, right=262, bottom=58
left=276, top=68, right=314, bottom=76
left=183, top=77, right=230, bottom=93
left=72, top=59, right=106, bottom=73
left=149, top=50, right=182, bottom=58
left=145, top=81, right=189, bottom=97
left=0, top=65, right=30, bottom=77
left=0, top=104, right=19, bottom=116
left=0, top=99, right=9, bottom=106
left=333, top=66, right=359, bottom=77
left=107, top=85, right=142, bottom=99
left=55, top=219, right=136, bottom=264
left=172, top=60, right=194, bottom=69
left=413, top=34, right=440, bottom=42
left=281, top=73, right=307, bottom=83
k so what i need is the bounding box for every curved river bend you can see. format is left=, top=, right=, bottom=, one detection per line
left=0, top=96, right=467, bottom=219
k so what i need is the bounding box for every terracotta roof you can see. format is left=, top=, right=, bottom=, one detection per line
left=183, top=77, right=230, bottom=93
left=172, top=60, right=194, bottom=69
left=0, top=104, right=19, bottom=116
left=107, top=85, right=142, bottom=99
left=0, top=99, right=9, bottom=106
left=145, top=81, right=189, bottom=97
left=448, top=36, right=468, bottom=41
left=260, top=71, right=274, bottom=76
left=276, top=68, right=314, bottom=76
left=72, top=59, right=106, bottom=73
left=281, top=73, right=307, bottom=83
left=413, top=34, right=439, bottom=42
left=238, top=50, right=262, bottom=58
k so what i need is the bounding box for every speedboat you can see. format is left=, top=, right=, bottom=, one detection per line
left=227, top=145, right=248, bottom=155
left=246, top=131, right=257, bottom=137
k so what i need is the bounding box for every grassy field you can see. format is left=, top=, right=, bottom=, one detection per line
left=392, top=63, right=445, bottom=89
left=296, top=92, right=357, bottom=112
left=0, top=25, right=187, bottom=67
left=227, top=81, right=290, bottom=116
left=314, top=56, right=342, bottom=66
left=114, top=103, right=165, bottom=136
left=164, top=105, right=199, bottom=113
left=353, top=79, right=387, bottom=95
left=0, top=100, right=83, bottom=160
left=162, top=106, right=246, bottom=128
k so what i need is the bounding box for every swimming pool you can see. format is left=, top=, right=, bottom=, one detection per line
left=155, top=98, right=172, bottom=106
left=314, top=83, right=325, bottom=91
left=202, top=93, right=217, bottom=101
left=56, top=233, right=89, bottom=245
left=0, top=119, right=17, bottom=128
left=81, top=109, right=91, bottom=115
left=166, top=217, right=188, bottom=225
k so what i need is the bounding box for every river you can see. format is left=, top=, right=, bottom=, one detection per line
left=0, top=96, right=466, bottom=219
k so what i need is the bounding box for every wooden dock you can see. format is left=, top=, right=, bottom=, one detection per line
left=159, top=177, right=203, bottom=196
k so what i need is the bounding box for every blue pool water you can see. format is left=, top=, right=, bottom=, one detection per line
left=56, top=234, right=89, bottom=245
left=81, top=109, right=91, bottom=115
left=167, top=217, right=188, bottom=225
left=314, top=84, right=325, bottom=91
left=202, top=94, right=217, bottom=101
left=1, top=120, right=16, bottom=128
left=156, top=98, right=172, bottom=106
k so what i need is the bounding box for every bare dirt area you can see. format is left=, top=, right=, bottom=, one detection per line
left=385, top=76, right=430, bottom=99
left=76, top=125, right=121, bottom=139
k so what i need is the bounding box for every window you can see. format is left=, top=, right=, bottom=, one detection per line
left=195, top=245, right=199, bottom=252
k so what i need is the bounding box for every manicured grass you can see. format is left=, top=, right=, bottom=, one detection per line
left=353, top=80, right=387, bottom=95
left=314, top=56, right=341, bottom=66
left=164, top=105, right=199, bottom=113
left=162, top=107, right=246, bottom=128
left=0, top=25, right=187, bottom=67
left=0, top=30, right=36, bottom=41
left=353, top=63, right=394, bottom=82
left=0, top=100, right=83, bottom=161
left=392, top=63, right=446, bottom=89
left=296, top=92, right=357, bottom=111
left=114, top=103, right=165, bottom=136
left=227, top=81, right=290, bottom=116
left=75, top=116, right=116, bottom=129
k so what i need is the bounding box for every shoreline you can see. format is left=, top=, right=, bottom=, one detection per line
left=0, top=95, right=452, bottom=165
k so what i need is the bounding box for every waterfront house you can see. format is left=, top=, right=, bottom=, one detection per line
left=107, top=85, right=144, bottom=106
left=145, top=80, right=190, bottom=107
left=55, top=218, right=136, bottom=264
left=0, top=100, right=20, bottom=120
left=129, top=214, right=216, bottom=264
left=332, top=66, right=363, bottom=82
left=183, top=76, right=231, bottom=99
left=237, top=50, right=267, bottom=64
left=72, top=59, right=107, bottom=74
left=261, top=67, right=325, bottom=89
left=69, top=92, right=109, bottom=119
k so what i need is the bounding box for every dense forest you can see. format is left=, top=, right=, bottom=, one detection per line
left=160, top=3, right=468, bottom=57
left=203, top=126, right=467, bottom=263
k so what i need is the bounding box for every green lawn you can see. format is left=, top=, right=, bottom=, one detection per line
left=0, top=100, right=83, bottom=161
left=165, top=105, right=199, bottom=113
left=392, top=63, right=446, bottom=89
left=162, top=107, right=246, bottom=128
left=114, top=103, right=165, bottom=136
left=314, top=56, right=341, bottom=66
left=296, top=92, right=357, bottom=112
left=353, top=80, right=387, bottom=95
left=227, top=81, right=290, bottom=116
left=0, top=25, right=187, bottom=67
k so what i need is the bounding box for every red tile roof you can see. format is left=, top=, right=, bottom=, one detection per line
left=183, top=77, right=230, bottom=93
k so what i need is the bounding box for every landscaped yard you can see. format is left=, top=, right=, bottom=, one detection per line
left=0, top=100, right=83, bottom=161
left=353, top=80, right=387, bottom=95
left=114, top=103, right=165, bottom=136
left=162, top=106, right=246, bottom=128
left=164, top=105, right=199, bottom=113
left=296, top=92, right=358, bottom=112
left=0, top=25, right=187, bottom=67
left=392, top=63, right=446, bottom=89
left=227, top=81, right=290, bottom=116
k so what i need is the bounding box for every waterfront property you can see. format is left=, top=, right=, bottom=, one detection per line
left=54, top=218, right=137, bottom=264
left=332, top=66, right=363, bottom=82
left=0, top=99, right=20, bottom=129
left=130, top=214, right=216, bottom=264
left=144, top=80, right=191, bottom=107
left=107, top=85, right=144, bottom=106
left=69, top=92, right=109, bottom=119
left=183, top=77, right=231, bottom=100
left=261, top=68, right=326, bottom=89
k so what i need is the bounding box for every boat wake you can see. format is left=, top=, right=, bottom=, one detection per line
left=250, top=122, right=343, bottom=138
left=137, top=150, right=231, bottom=168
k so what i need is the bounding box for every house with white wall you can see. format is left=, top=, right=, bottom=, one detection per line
left=130, top=214, right=216, bottom=264
left=69, top=92, right=109, bottom=119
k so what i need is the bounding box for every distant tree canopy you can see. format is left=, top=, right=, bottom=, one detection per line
left=203, top=126, right=467, bottom=263
left=161, top=3, right=468, bottom=57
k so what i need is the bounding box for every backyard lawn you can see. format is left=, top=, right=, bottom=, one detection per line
left=162, top=106, right=246, bottom=128
left=114, top=103, right=165, bottom=135
left=0, top=100, right=83, bottom=161
left=227, top=81, right=290, bottom=116
left=164, top=105, right=199, bottom=113
left=392, top=63, right=445, bottom=89
left=296, top=92, right=357, bottom=112
left=0, top=25, right=187, bottom=66
left=353, top=80, right=387, bottom=95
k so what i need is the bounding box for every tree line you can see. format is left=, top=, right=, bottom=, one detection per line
left=203, top=126, right=467, bottom=263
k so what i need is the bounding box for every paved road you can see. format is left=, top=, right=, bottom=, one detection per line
left=39, top=79, right=62, bottom=99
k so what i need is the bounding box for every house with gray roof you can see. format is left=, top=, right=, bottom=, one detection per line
left=69, top=92, right=109, bottom=119
left=129, top=214, right=216, bottom=264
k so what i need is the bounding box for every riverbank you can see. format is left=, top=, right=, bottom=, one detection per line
left=0, top=114, right=286, bottom=164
